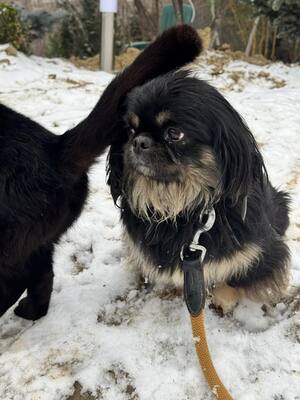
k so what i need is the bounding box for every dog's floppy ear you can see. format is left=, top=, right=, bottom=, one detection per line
left=106, top=141, right=125, bottom=204
left=213, top=103, right=266, bottom=205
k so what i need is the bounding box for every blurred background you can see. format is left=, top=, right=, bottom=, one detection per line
left=0, top=0, right=299, bottom=70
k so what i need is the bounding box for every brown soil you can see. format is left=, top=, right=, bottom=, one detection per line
left=69, top=47, right=140, bottom=72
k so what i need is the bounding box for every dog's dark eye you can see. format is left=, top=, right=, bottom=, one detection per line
left=129, top=128, right=135, bottom=136
left=165, top=127, right=184, bottom=142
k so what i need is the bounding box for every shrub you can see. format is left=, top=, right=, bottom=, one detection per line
left=249, top=0, right=300, bottom=61
left=251, top=0, right=300, bottom=40
left=0, top=2, right=30, bottom=52
left=47, top=0, right=100, bottom=59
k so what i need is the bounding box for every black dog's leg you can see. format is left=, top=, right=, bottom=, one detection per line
left=0, top=276, right=27, bottom=318
left=14, top=244, right=54, bottom=320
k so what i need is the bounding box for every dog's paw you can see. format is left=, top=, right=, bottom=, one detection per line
left=211, top=284, right=240, bottom=314
left=158, top=287, right=182, bottom=300
left=14, top=297, right=48, bottom=321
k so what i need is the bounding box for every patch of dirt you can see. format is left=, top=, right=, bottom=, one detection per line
left=4, top=45, right=17, bottom=56
left=287, top=171, right=299, bottom=190
left=67, top=366, right=139, bottom=400
left=71, top=247, right=93, bottom=275
left=204, top=50, right=270, bottom=75
left=158, top=287, right=182, bottom=300
left=285, top=289, right=300, bottom=344
left=72, top=258, right=87, bottom=274
left=97, top=289, right=148, bottom=326
left=0, top=58, right=10, bottom=65
left=197, top=27, right=211, bottom=50
left=231, top=51, right=270, bottom=66
left=47, top=73, right=92, bottom=88
left=70, top=55, right=100, bottom=71
left=68, top=45, right=279, bottom=82
left=288, top=323, right=300, bottom=344
left=196, top=50, right=285, bottom=91
left=69, top=47, right=140, bottom=72
left=67, top=381, right=101, bottom=400
left=41, top=349, right=83, bottom=380
left=114, top=47, right=140, bottom=71
left=288, top=288, right=300, bottom=315
left=209, top=67, right=286, bottom=91
left=64, top=78, right=93, bottom=88
left=199, top=50, right=271, bottom=84
left=226, top=70, right=285, bottom=90
left=107, top=364, right=139, bottom=400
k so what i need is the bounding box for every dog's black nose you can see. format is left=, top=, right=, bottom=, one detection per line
left=133, top=135, right=154, bottom=152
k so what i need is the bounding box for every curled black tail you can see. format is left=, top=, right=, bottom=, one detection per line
left=61, top=25, right=202, bottom=174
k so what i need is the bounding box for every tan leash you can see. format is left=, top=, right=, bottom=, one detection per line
left=181, top=207, right=233, bottom=399
left=191, top=312, right=233, bottom=399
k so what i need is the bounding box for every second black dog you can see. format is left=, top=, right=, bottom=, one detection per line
left=0, top=26, right=202, bottom=320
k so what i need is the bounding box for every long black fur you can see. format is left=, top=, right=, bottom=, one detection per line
left=0, top=26, right=202, bottom=320
left=107, top=70, right=290, bottom=300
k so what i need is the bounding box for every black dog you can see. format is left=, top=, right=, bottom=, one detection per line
left=107, top=70, right=290, bottom=312
left=0, top=26, right=202, bottom=320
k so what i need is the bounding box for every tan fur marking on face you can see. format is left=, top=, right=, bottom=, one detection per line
left=126, top=147, right=220, bottom=222
left=156, top=110, right=171, bottom=126
left=129, top=113, right=140, bottom=129
left=211, top=284, right=241, bottom=313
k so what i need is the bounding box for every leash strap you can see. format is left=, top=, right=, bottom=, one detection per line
left=182, top=255, right=206, bottom=316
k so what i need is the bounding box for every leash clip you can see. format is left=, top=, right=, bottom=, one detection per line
left=180, top=207, right=216, bottom=317
left=180, top=207, right=216, bottom=262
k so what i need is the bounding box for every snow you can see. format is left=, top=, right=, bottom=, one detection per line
left=0, top=47, right=299, bottom=400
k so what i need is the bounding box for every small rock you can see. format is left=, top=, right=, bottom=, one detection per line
left=0, top=58, right=10, bottom=65
left=5, top=45, right=17, bottom=56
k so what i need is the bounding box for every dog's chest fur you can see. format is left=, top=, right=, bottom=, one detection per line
left=120, top=200, right=261, bottom=288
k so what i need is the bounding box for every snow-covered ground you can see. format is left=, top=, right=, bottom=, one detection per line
left=0, top=45, right=299, bottom=400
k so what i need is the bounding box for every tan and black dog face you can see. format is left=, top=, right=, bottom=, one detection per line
left=122, top=74, right=220, bottom=220
left=110, top=70, right=264, bottom=221
left=124, top=106, right=217, bottom=183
